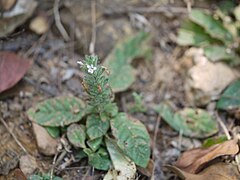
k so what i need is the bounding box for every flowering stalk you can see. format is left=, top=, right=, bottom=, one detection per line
left=78, top=55, right=113, bottom=112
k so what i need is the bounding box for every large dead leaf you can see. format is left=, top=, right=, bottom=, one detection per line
left=167, top=162, right=239, bottom=180
left=0, top=52, right=31, bottom=93
left=175, top=139, right=239, bottom=173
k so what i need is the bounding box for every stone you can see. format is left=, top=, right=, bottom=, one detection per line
left=32, top=123, right=58, bottom=156
left=185, top=49, right=239, bottom=106
left=19, top=154, right=38, bottom=176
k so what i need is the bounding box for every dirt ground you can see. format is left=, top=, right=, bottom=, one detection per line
left=0, top=0, right=237, bottom=179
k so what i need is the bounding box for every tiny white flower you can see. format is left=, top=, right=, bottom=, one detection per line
left=77, top=61, right=84, bottom=66
left=88, top=69, right=94, bottom=74
left=86, top=64, right=97, bottom=74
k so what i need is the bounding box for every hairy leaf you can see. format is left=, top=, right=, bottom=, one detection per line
left=177, top=20, right=218, bottom=46
left=204, top=46, right=235, bottom=62
left=86, top=114, right=110, bottom=139
left=27, top=96, right=86, bottom=127
left=155, top=104, right=218, bottom=138
left=67, top=124, right=86, bottom=148
left=104, top=31, right=152, bottom=92
left=217, top=80, right=240, bottom=110
left=87, top=137, right=102, bottom=152
left=45, top=127, right=60, bottom=138
left=84, top=148, right=111, bottom=170
left=110, top=113, right=150, bottom=167
left=189, top=9, right=233, bottom=43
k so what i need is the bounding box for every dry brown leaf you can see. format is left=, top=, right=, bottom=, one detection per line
left=166, top=162, right=239, bottom=180
left=0, top=51, right=31, bottom=93
left=175, top=139, right=239, bottom=173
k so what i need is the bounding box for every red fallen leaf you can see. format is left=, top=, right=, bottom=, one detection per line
left=0, top=51, right=31, bottom=93
left=175, top=139, right=239, bottom=173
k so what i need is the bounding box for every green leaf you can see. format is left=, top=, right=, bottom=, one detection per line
left=189, top=9, right=233, bottom=43
left=27, top=96, right=86, bottom=127
left=217, top=80, right=240, bottom=110
left=129, top=92, right=147, bottom=113
left=28, top=174, right=63, bottom=180
left=219, top=1, right=235, bottom=15
left=202, top=135, right=227, bottom=148
left=104, top=31, right=152, bottom=92
left=67, top=124, right=86, bottom=148
left=100, top=103, right=118, bottom=121
left=104, top=138, right=136, bottom=180
left=155, top=104, right=218, bottom=138
left=86, top=114, right=110, bottom=139
left=87, top=137, right=102, bottom=151
left=110, top=113, right=150, bottom=167
left=45, top=127, right=60, bottom=138
left=84, top=148, right=111, bottom=170
left=203, top=45, right=234, bottom=61
left=75, top=149, right=87, bottom=161
left=177, top=20, right=219, bottom=46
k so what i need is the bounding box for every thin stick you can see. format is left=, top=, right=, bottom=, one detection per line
left=216, top=113, right=231, bottom=140
left=54, top=0, right=70, bottom=41
left=104, top=6, right=188, bottom=16
left=152, top=116, right=161, bottom=161
left=151, top=116, right=161, bottom=179
left=50, top=152, right=59, bottom=180
left=0, top=118, right=28, bottom=154
left=89, top=0, right=96, bottom=55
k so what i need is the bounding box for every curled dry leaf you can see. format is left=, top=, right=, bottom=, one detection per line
left=175, top=139, right=239, bottom=173
left=0, top=51, right=31, bottom=93
left=166, top=162, right=239, bottom=180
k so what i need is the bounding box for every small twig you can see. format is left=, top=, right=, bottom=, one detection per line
left=0, top=118, right=28, bottom=154
left=152, top=116, right=161, bottom=161
left=50, top=152, right=59, bottom=180
left=151, top=116, right=161, bottom=179
left=89, top=0, right=96, bottom=55
left=184, top=0, right=192, bottom=13
left=54, top=0, right=70, bottom=41
left=104, top=6, right=188, bottom=16
left=82, top=167, right=91, bottom=180
left=216, top=113, right=231, bottom=140
left=178, top=130, right=183, bottom=150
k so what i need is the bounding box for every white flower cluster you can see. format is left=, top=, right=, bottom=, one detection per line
left=86, top=64, right=97, bottom=74
left=77, top=60, right=97, bottom=74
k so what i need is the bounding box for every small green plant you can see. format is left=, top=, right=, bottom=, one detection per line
left=129, top=92, right=147, bottom=113
left=28, top=173, right=63, bottom=180
left=27, top=55, right=150, bottom=179
left=177, top=3, right=240, bottom=65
